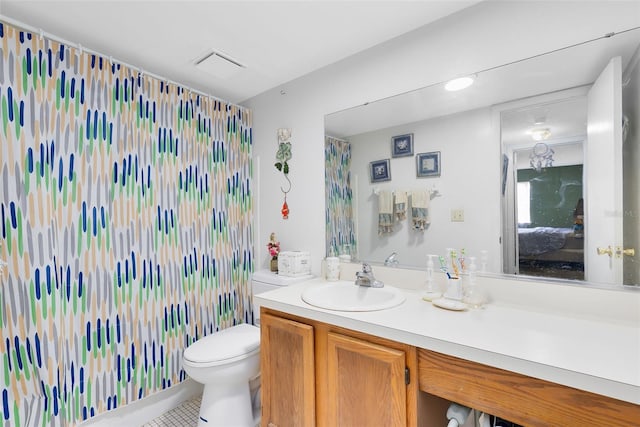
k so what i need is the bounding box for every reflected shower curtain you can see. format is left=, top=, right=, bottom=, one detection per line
left=324, top=136, right=356, bottom=258
left=0, top=22, right=253, bottom=426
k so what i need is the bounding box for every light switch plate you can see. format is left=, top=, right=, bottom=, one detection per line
left=451, top=209, right=465, bottom=222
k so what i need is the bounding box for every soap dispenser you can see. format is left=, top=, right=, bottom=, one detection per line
left=463, top=256, right=485, bottom=308
left=422, top=254, right=442, bottom=301
left=325, top=246, right=340, bottom=281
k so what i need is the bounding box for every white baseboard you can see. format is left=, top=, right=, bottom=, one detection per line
left=78, top=379, right=204, bottom=427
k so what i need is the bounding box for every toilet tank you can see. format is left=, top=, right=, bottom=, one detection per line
left=252, top=269, right=313, bottom=325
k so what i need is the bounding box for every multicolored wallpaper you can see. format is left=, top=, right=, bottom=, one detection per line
left=0, top=22, right=254, bottom=426
left=325, top=136, right=356, bottom=258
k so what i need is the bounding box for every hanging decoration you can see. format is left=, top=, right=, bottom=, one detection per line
left=275, top=128, right=292, bottom=219
left=529, top=142, right=555, bottom=172
left=281, top=198, right=290, bottom=219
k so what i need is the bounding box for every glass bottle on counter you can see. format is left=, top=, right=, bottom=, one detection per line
left=463, top=257, right=485, bottom=308
left=422, top=254, right=442, bottom=301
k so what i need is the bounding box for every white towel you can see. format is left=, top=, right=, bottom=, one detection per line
left=378, top=190, right=394, bottom=234
left=394, top=191, right=408, bottom=221
left=411, top=190, right=430, bottom=231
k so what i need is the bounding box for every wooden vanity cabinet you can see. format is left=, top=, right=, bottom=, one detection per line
left=325, top=331, right=408, bottom=426
left=260, top=308, right=639, bottom=427
left=418, top=348, right=640, bottom=427
left=260, top=312, right=316, bottom=427
left=260, top=308, right=420, bottom=427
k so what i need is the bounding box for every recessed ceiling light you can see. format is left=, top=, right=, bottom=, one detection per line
left=444, top=75, right=475, bottom=91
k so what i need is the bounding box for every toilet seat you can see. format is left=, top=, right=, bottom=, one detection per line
left=183, top=323, right=260, bottom=367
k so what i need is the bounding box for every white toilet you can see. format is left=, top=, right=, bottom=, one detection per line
left=182, top=270, right=313, bottom=427
left=183, top=323, right=261, bottom=427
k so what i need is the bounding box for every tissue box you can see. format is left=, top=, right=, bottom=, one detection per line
left=278, top=251, right=311, bottom=277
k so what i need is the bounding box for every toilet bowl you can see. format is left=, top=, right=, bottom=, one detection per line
left=183, top=323, right=261, bottom=427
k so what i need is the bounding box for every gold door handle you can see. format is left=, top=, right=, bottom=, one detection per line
left=616, top=247, right=635, bottom=258
left=597, top=246, right=613, bottom=257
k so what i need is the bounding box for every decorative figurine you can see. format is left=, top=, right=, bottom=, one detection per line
left=267, top=233, right=280, bottom=272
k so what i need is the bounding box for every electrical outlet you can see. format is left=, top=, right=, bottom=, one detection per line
left=451, top=209, right=465, bottom=222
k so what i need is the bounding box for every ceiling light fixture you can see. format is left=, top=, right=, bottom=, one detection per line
left=530, top=127, right=551, bottom=141
left=533, top=116, right=546, bottom=125
left=444, top=75, right=475, bottom=91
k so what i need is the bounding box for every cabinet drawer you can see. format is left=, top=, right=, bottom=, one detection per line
left=418, top=349, right=639, bottom=427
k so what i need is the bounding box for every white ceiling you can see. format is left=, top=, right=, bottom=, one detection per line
left=0, top=0, right=479, bottom=104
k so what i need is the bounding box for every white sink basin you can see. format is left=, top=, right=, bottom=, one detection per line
left=301, top=281, right=406, bottom=311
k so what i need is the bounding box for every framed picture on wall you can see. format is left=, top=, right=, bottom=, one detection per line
left=416, top=151, right=441, bottom=177
left=391, top=134, right=414, bottom=157
left=370, top=159, right=391, bottom=183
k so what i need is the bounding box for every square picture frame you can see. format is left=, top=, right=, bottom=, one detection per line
left=369, top=159, right=391, bottom=183
left=391, top=133, right=414, bottom=157
left=416, top=151, right=441, bottom=177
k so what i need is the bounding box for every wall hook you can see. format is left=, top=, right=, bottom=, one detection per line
left=280, top=174, right=292, bottom=194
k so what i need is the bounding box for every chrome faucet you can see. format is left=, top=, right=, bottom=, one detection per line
left=384, top=252, right=399, bottom=267
left=355, top=263, right=384, bottom=288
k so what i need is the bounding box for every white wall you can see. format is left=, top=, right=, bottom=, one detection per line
left=350, top=107, right=500, bottom=270
left=244, top=1, right=640, bottom=276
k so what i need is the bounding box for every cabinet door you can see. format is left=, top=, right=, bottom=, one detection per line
left=326, top=332, right=406, bottom=426
left=261, top=312, right=316, bottom=427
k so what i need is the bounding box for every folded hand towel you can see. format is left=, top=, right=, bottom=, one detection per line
left=378, top=190, right=394, bottom=234
left=411, top=190, right=430, bottom=231
left=394, top=191, right=408, bottom=221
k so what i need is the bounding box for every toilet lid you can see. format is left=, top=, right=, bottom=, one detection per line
left=183, top=324, right=260, bottom=365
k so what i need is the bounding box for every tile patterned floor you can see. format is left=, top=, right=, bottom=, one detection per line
left=142, top=396, right=201, bottom=427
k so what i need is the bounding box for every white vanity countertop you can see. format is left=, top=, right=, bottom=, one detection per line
left=255, top=277, right=640, bottom=405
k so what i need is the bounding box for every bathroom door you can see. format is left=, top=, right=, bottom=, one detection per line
left=584, top=56, right=624, bottom=284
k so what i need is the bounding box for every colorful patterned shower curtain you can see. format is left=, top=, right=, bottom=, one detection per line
left=324, top=136, right=356, bottom=258
left=0, top=22, right=253, bottom=426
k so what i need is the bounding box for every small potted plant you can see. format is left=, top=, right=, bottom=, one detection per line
left=267, top=233, right=280, bottom=272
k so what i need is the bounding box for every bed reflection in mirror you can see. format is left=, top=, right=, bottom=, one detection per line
left=502, top=97, right=586, bottom=281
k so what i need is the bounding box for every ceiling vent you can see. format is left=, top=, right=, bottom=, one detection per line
left=194, top=50, right=246, bottom=79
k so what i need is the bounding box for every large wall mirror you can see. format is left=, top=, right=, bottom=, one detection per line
left=324, top=28, right=639, bottom=288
